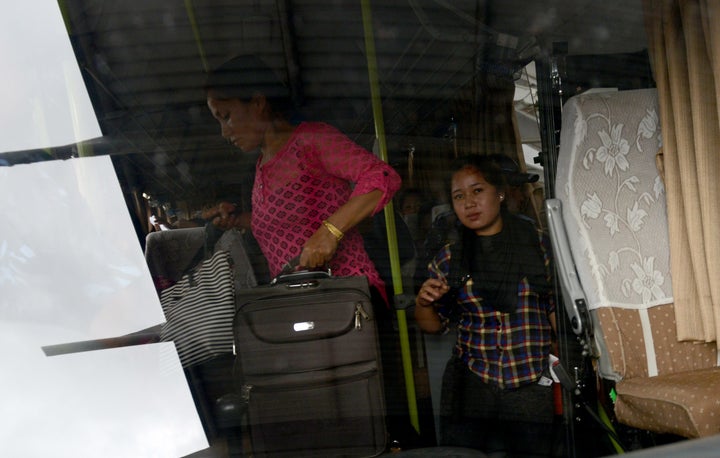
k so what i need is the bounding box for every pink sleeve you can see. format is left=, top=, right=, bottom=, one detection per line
left=308, top=123, right=401, bottom=215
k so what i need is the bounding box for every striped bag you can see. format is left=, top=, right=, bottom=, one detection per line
left=159, top=249, right=235, bottom=368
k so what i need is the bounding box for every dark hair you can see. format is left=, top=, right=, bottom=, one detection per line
left=446, top=154, right=507, bottom=197
left=204, top=54, right=292, bottom=116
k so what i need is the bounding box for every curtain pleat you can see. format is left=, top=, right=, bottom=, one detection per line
left=643, top=0, right=720, bottom=343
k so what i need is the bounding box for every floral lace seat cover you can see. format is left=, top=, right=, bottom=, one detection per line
left=556, top=88, right=720, bottom=438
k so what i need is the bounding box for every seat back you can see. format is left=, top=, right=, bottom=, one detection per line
left=551, top=88, right=717, bottom=381
left=145, top=227, right=259, bottom=292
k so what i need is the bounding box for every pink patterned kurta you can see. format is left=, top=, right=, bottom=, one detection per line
left=251, top=122, right=401, bottom=297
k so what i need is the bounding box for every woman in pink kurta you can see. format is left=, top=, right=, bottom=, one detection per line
left=204, top=54, right=401, bottom=299
left=251, top=121, right=399, bottom=294
left=205, top=55, right=416, bottom=446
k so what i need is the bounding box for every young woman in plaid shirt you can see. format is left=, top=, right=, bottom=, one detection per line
left=415, top=154, right=557, bottom=457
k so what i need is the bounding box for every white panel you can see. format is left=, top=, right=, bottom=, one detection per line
left=0, top=0, right=101, bottom=152
left=0, top=328, right=208, bottom=458
left=0, top=156, right=207, bottom=457
left=0, top=156, right=165, bottom=342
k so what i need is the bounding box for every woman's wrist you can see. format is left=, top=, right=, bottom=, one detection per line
left=321, top=220, right=344, bottom=241
left=416, top=298, right=435, bottom=308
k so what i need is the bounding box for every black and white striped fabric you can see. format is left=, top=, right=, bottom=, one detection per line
left=160, top=249, right=235, bottom=368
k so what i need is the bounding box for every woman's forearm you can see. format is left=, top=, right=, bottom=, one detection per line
left=324, top=189, right=383, bottom=233
left=414, top=304, right=444, bottom=334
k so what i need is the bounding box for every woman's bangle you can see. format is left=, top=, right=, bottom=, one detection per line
left=322, top=220, right=344, bottom=241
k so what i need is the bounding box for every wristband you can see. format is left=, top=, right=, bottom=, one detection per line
left=322, top=220, right=344, bottom=241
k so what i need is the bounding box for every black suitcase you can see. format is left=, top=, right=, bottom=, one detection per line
left=233, top=268, right=387, bottom=457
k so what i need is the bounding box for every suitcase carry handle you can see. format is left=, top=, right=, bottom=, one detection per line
left=272, top=255, right=332, bottom=285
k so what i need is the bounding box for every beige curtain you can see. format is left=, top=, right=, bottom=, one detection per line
left=643, top=0, right=720, bottom=343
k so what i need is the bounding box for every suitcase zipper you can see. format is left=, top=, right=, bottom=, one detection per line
left=241, top=367, right=378, bottom=402
left=354, top=303, right=370, bottom=330
left=241, top=383, right=253, bottom=403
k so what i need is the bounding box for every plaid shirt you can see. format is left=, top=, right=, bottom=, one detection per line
left=430, top=232, right=555, bottom=389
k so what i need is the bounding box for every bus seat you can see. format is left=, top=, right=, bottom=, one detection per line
left=145, top=227, right=207, bottom=290
left=145, top=226, right=258, bottom=292
left=546, top=88, right=720, bottom=438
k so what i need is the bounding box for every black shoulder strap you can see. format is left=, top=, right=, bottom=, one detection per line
left=446, top=237, right=470, bottom=291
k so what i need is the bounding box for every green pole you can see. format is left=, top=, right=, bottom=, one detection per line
left=360, top=0, right=420, bottom=434
left=184, top=0, right=209, bottom=72
left=597, top=400, right=625, bottom=454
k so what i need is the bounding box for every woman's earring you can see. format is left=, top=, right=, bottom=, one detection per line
left=500, top=194, right=505, bottom=201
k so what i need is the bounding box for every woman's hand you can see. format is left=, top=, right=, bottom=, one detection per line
left=414, top=277, right=449, bottom=333
left=416, top=278, right=449, bottom=308
left=149, top=215, right=173, bottom=231
left=204, top=202, right=251, bottom=230
left=299, top=225, right=340, bottom=268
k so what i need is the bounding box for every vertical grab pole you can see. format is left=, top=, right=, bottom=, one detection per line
left=184, top=0, right=209, bottom=72
left=360, top=0, right=420, bottom=434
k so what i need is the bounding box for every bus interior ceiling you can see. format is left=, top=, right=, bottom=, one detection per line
left=55, top=0, right=649, bottom=216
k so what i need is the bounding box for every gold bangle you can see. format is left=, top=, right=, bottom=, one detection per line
left=321, top=220, right=344, bottom=241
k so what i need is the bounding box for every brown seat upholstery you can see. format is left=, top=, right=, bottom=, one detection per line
left=596, top=304, right=720, bottom=437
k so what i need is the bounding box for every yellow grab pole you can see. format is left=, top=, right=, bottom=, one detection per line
left=360, top=0, right=420, bottom=434
left=597, top=400, right=625, bottom=454
left=184, top=0, right=209, bottom=72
